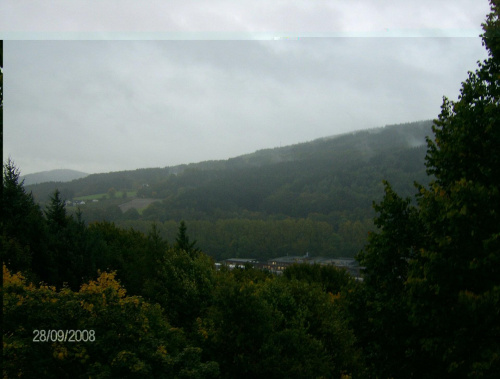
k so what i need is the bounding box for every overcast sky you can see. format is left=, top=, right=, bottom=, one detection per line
left=1, top=0, right=491, bottom=175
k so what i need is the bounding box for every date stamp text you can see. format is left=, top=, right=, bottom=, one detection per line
left=33, top=330, right=95, bottom=342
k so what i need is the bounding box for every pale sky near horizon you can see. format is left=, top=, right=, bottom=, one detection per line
left=1, top=0, right=491, bottom=175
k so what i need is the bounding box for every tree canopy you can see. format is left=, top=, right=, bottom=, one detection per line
left=357, top=1, right=500, bottom=376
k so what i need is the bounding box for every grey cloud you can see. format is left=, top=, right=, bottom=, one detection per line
left=0, top=0, right=490, bottom=34
left=3, top=32, right=489, bottom=174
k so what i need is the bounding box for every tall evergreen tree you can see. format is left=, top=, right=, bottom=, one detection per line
left=44, top=189, right=95, bottom=288
left=1, top=159, right=50, bottom=279
left=175, top=220, right=199, bottom=256
left=44, top=189, right=68, bottom=230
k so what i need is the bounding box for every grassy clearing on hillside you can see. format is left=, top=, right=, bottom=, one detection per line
left=118, top=198, right=159, bottom=214
left=74, top=191, right=137, bottom=201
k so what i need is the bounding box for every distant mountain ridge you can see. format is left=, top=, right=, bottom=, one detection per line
left=23, top=120, right=434, bottom=259
left=25, top=120, right=433, bottom=204
left=21, top=169, right=89, bottom=186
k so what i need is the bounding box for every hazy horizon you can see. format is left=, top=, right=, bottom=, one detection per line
left=2, top=0, right=490, bottom=175
left=16, top=119, right=432, bottom=177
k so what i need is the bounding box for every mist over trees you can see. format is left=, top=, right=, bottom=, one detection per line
left=25, top=120, right=433, bottom=261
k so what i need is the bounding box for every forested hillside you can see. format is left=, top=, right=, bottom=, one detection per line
left=21, top=169, right=89, bottom=186
left=26, top=120, right=433, bottom=260
left=2, top=161, right=364, bottom=377
left=27, top=120, right=432, bottom=204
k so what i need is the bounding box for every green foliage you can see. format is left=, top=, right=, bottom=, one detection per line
left=7, top=5, right=500, bottom=375
left=175, top=220, right=200, bottom=257
left=41, top=190, right=97, bottom=289
left=45, top=189, right=68, bottom=230
left=407, top=3, right=500, bottom=375
left=3, top=160, right=365, bottom=377
left=107, top=187, right=117, bottom=199
left=86, top=221, right=155, bottom=295
left=117, top=217, right=371, bottom=261
left=200, top=273, right=275, bottom=379
left=354, top=3, right=500, bottom=377
left=264, top=278, right=363, bottom=377
left=353, top=182, right=424, bottom=378
left=2, top=159, right=50, bottom=281
left=3, top=266, right=219, bottom=378
left=358, top=181, right=422, bottom=294
left=200, top=271, right=363, bottom=378
left=136, top=130, right=429, bottom=222
left=283, top=262, right=356, bottom=295
left=143, top=245, right=216, bottom=331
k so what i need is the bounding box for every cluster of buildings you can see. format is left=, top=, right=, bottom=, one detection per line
left=65, top=199, right=99, bottom=207
left=218, top=254, right=363, bottom=279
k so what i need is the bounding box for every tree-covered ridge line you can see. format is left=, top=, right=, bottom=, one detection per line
left=21, top=120, right=432, bottom=260
left=25, top=119, right=432, bottom=203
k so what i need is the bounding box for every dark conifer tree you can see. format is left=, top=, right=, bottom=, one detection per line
left=44, top=189, right=94, bottom=288
left=1, top=159, right=50, bottom=280
left=174, top=220, right=199, bottom=256
left=44, top=189, right=68, bottom=230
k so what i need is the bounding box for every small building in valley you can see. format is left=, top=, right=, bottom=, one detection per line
left=223, top=258, right=259, bottom=270
left=218, top=255, right=363, bottom=279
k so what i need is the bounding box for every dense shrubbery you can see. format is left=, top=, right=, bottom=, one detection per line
left=3, top=267, right=219, bottom=379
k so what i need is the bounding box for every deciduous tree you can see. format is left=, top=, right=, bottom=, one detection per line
left=406, top=2, right=500, bottom=375
left=3, top=265, right=219, bottom=378
left=358, top=2, right=500, bottom=376
left=354, top=182, right=424, bottom=377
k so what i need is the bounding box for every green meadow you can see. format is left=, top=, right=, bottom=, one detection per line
left=73, top=190, right=137, bottom=201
